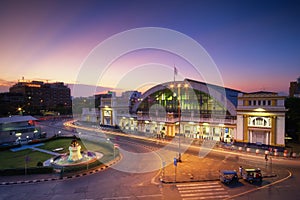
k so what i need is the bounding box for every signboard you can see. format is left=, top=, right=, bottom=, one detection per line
left=174, top=158, right=177, bottom=166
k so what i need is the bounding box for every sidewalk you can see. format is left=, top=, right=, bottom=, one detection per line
left=160, top=151, right=278, bottom=184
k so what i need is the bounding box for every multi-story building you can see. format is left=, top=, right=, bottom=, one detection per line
left=9, top=79, right=71, bottom=115
left=289, top=76, right=300, bottom=98
left=0, top=92, right=25, bottom=116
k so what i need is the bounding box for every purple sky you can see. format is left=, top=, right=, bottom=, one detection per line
left=0, top=0, right=299, bottom=96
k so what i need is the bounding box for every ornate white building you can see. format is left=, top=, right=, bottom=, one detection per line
left=236, top=92, right=286, bottom=147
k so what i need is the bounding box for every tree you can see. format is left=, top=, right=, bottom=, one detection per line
left=285, top=97, right=300, bottom=141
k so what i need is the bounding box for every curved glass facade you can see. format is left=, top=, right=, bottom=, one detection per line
left=137, top=86, right=229, bottom=118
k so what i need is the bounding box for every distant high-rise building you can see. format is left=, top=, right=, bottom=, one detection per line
left=0, top=92, right=25, bottom=116
left=9, top=79, right=71, bottom=115
left=289, top=76, right=300, bottom=98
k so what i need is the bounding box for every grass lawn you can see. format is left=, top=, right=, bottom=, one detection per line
left=39, top=138, right=88, bottom=153
left=0, top=138, right=117, bottom=170
left=0, top=149, right=52, bottom=169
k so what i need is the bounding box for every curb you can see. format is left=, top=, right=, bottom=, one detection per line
left=0, top=155, right=121, bottom=186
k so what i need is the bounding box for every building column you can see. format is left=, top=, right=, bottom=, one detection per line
left=243, top=115, right=248, bottom=142
left=271, top=116, right=277, bottom=145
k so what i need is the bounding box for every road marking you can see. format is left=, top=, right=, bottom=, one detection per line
left=177, top=181, right=229, bottom=200
left=182, top=195, right=230, bottom=200
left=181, top=191, right=228, bottom=197
left=178, top=185, right=222, bottom=190
left=179, top=188, right=225, bottom=193
left=177, top=182, right=219, bottom=187
left=102, top=194, right=162, bottom=200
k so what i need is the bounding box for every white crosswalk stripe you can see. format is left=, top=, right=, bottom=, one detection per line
left=176, top=181, right=230, bottom=200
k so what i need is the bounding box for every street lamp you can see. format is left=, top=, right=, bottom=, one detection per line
left=17, top=107, right=23, bottom=115
left=177, top=83, right=182, bottom=162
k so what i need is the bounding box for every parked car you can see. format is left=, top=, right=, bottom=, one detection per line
left=219, top=170, right=239, bottom=184
left=242, top=168, right=263, bottom=183
left=14, top=138, right=29, bottom=145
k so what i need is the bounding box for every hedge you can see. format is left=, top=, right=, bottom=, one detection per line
left=0, top=166, right=53, bottom=176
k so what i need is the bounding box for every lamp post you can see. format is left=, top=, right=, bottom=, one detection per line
left=17, top=107, right=23, bottom=115
left=177, top=83, right=182, bottom=162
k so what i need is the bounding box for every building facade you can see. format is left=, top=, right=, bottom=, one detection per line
left=236, top=92, right=286, bottom=147
left=96, top=79, right=286, bottom=147
left=289, top=76, right=300, bottom=98
left=0, top=92, right=25, bottom=116
left=0, top=115, right=38, bottom=144
left=9, top=80, right=72, bottom=115
left=99, top=91, right=141, bottom=129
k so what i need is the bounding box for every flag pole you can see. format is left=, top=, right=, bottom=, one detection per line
left=174, top=65, right=181, bottom=162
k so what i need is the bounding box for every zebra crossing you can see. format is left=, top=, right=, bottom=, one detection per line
left=176, top=181, right=230, bottom=200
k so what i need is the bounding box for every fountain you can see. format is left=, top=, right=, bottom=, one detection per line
left=68, top=139, right=83, bottom=162
left=50, top=138, right=102, bottom=169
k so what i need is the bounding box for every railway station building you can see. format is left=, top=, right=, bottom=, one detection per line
left=98, top=79, right=286, bottom=147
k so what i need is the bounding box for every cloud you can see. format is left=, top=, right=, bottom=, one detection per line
left=0, top=79, right=15, bottom=93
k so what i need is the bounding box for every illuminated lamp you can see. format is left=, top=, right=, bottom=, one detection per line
left=254, top=108, right=266, bottom=112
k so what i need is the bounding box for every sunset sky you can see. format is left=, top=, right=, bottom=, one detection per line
left=0, top=0, right=299, bottom=96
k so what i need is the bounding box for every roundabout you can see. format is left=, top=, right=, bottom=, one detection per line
left=49, top=138, right=103, bottom=169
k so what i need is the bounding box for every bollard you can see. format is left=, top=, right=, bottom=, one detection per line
left=283, top=150, right=288, bottom=157
left=292, top=152, right=297, bottom=158
left=238, top=147, right=243, bottom=151
left=265, top=150, right=269, bottom=155
left=274, top=151, right=279, bottom=156
left=256, top=149, right=260, bottom=154
left=246, top=148, right=251, bottom=152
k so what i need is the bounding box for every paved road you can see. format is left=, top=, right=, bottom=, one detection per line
left=1, top=120, right=299, bottom=200
left=0, top=137, right=163, bottom=200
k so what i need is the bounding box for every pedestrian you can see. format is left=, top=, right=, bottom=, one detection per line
left=239, top=166, right=243, bottom=177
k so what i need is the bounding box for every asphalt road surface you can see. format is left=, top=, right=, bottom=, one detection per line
left=1, top=121, right=299, bottom=200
